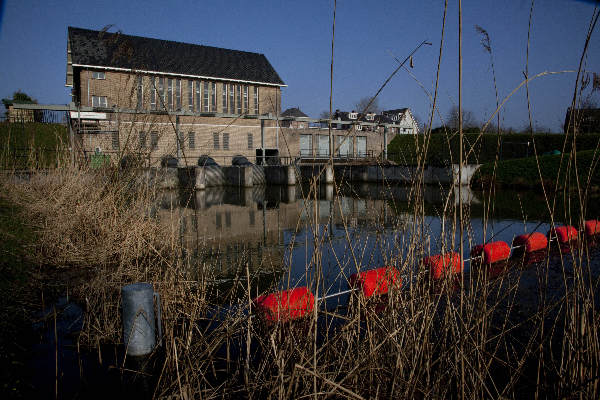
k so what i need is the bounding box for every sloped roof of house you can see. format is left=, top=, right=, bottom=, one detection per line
left=282, top=107, right=308, bottom=118
left=67, top=27, right=285, bottom=86
left=382, top=108, right=408, bottom=117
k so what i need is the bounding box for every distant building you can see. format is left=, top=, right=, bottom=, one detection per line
left=66, top=26, right=285, bottom=165
left=281, top=107, right=309, bottom=129
left=564, top=107, right=600, bottom=133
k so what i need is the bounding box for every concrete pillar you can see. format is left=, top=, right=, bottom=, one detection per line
left=195, top=167, right=206, bottom=190
left=324, top=164, right=334, bottom=184
left=285, top=165, right=297, bottom=185
left=121, top=283, right=160, bottom=357
left=260, top=119, right=265, bottom=165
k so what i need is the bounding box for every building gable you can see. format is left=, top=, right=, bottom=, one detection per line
left=67, top=27, right=285, bottom=87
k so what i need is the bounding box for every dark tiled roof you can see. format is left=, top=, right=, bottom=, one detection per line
left=282, top=107, right=308, bottom=118
left=68, top=27, right=285, bottom=85
left=382, top=108, right=408, bottom=117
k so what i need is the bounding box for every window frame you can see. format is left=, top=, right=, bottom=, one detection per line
left=92, top=71, right=105, bottom=80
left=91, top=95, right=107, bottom=108
left=150, top=131, right=159, bottom=150
left=188, top=132, right=196, bottom=149
left=213, top=132, right=220, bottom=149
left=223, top=132, right=230, bottom=150
left=253, top=86, right=259, bottom=114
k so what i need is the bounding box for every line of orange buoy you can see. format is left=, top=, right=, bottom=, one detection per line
left=252, top=221, right=600, bottom=322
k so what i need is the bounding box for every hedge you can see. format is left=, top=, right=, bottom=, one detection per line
left=387, top=133, right=600, bottom=167
left=473, top=149, right=600, bottom=189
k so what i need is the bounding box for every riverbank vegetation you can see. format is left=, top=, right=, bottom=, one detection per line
left=388, top=132, right=600, bottom=166
left=0, top=122, right=68, bottom=169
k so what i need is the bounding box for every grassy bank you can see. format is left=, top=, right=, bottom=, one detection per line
left=388, top=132, right=600, bottom=166
left=473, top=149, right=600, bottom=190
left=0, top=122, right=69, bottom=169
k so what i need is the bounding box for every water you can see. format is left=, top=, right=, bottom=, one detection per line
left=158, top=183, right=600, bottom=309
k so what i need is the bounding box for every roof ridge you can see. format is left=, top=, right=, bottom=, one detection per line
left=68, top=26, right=265, bottom=57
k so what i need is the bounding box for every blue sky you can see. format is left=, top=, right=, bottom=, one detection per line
left=0, top=0, right=598, bottom=131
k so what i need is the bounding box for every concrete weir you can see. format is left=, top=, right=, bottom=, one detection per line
left=332, top=163, right=480, bottom=186
left=154, top=163, right=479, bottom=189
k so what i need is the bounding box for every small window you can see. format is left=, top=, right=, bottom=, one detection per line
left=188, top=132, right=195, bottom=149
left=223, top=132, right=230, bottom=150
left=213, top=132, right=220, bottom=149
left=150, top=132, right=159, bottom=150
left=349, top=112, right=358, bottom=120
left=92, top=71, right=105, bottom=80
left=249, top=210, right=255, bottom=226
left=215, top=213, right=222, bottom=229
left=139, top=131, right=147, bottom=148
left=92, top=96, right=107, bottom=108
left=111, top=131, right=119, bottom=150
left=225, top=211, right=231, bottom=228
left=247, top=133, right=253, bottom=150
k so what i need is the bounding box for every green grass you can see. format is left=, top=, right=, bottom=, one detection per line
left=388, top=132, right=600, bottom=166
left=0, top=122, right=69, bottom=169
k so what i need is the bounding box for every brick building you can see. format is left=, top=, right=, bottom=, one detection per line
left=66, top=27, right=285, bottom=165
left=66, top=27, right=418, bottom=166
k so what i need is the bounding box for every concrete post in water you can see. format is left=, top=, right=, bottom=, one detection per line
left=121, top=283, right=161, bottom=357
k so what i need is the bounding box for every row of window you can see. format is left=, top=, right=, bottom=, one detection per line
left=299, top=134, right=368, bottom=157
left=135, top=76, right=259, bottom=114
left=111, top=131, right=255, bottom=151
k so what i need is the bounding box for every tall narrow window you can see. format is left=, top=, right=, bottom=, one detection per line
left=211, top=82, right=216, bottom=112
left=187, top=80, right=193, bottom=111
left=229, top=84, right=235, bottom=114
left=253, top=86, right=259, bottom=114
left=151, top=131, right=159, bottom=150
left=243, top=86, right=249, bottom=112
left=139, top=131, right=146, bottom=148
left=223, top=132, right=230, bottom=150
left=111, top=131, right=119, bottom=150
left=213, top=132, right=220, bottom=149
left=136, top=75, right=143, bottom=109
left=167, top=78, right=173, bottom=111
left=247, top=133, right=253, bottom=150
left=150, top=77, right=157, bottom=110
left=175, top=79, right=181, bottom=111
left=236, top=85, right=242, bottom=114
left=188, top=132, right=195, bottom=149
left=195, top=81, right=201, bottom=112
left=158, top=78, right=164, bottom=110
left=203, top=81, right=209, bottom=112
left=222, top=83, right=228, bottom=113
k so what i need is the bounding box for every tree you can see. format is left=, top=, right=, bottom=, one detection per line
left=354, top=96, right=381, bottom=114
left=2, top=91, right=38, bottom=119
left=446, top=105, right=478, bottom=131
